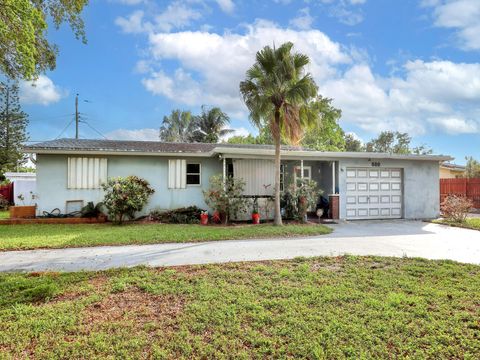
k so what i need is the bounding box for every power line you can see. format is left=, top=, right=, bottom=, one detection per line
left=81, top=120, right=108, bottom=139
left=55, top=118, right=75, bottom=139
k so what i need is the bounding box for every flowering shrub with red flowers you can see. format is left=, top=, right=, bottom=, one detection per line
left=441, top=195, right=473, bottom=223
left=203, top=175, right=249, bottom=224
left=102, top=176, right=154, bottom=224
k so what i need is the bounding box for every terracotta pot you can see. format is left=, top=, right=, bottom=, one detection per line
left=10, top=205, right=36, bottom=219
left=200, top=213, right=209, bottom=225
left=252, top=213, right=260, bottom=224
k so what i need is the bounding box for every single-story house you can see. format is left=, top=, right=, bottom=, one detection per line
left=440, top=162, right=466, bottom=179
left=24, top=138, right=452, bottom=220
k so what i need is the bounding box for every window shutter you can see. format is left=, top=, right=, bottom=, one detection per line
left=168, top=159, right=186, bottom=189
left=67, top=157, right=107, bottom=189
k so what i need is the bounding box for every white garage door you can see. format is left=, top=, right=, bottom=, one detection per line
left=345, top=168, right=403, bottom=220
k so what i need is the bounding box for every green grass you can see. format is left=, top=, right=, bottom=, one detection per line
left=434, top=217, right=480, bottom=231
left=0, top=256, right=478, bottom=359
left=0, top=210, right=9, bottom=220
left=0, top=222, right=332, bottom=251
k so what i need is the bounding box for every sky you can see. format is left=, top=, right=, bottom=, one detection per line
left=18, top=0, right=480, bottom=164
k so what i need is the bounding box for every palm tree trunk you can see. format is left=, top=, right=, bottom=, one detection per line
left=274, top=111, right=283, bottom=226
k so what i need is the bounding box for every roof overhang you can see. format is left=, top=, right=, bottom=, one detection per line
left=214, top=147, right=453, bottom=162
left=26, top=149, right=215, bottom=157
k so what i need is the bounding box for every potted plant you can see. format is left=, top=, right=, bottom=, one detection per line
left=251, top=199, right=260, bottom=224
left=10, top=192, right=37, bottom=219
left=200, top=210, right=209, bottom=225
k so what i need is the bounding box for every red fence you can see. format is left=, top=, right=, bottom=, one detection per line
left=0, top=182, right=14, bottom=204
left=440, top=178, right=480, bottom=208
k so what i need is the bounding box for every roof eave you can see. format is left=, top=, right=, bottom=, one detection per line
left=25, top=148, right=215, bottom=157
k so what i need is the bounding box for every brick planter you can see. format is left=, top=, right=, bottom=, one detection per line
left=10, top=205, right=36, bottom=219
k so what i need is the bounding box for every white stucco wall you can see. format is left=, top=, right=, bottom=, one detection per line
left=338, top=158, right=440, bottom=219
left=36, top=154, right=222, bottom=215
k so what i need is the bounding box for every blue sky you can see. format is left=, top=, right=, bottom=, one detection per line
left=20, top=0, right=480, bottom=164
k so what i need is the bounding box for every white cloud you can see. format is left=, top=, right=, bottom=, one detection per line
left=427, top=117, right=478, bottom=134
left=20, top=75, right=65, bottom=105
left=321, top=0, right=367, bottom=25
left=115, top=2, right=202, bottom=34
left=121, top=15, right=480, bottom=137
left=142, top=20, right=350, bottom=117
left=424, top=0, right=480, bottom=50
left=115, top=10, right=148, bottom=33
left=215, top=0, right=235, bottom=13
left=220, top=126, right=251, bottom=141
left=106, top=128, right=159, bottom=141
left=115, top=0, right=145, bottom=5
left=290, top=8, right=314, bottom=30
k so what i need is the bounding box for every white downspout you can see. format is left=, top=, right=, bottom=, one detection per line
left=332, top=161, right=336, bottom=194
left=300, top=159, right=304, bottom=182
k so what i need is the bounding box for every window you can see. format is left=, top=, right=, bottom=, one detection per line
left=186, top=163, right=201, bottom=185
left=67, top=157, right=107, bottom=189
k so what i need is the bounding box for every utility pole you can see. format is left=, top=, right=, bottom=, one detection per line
left=75, top=93, right=79, bottom=139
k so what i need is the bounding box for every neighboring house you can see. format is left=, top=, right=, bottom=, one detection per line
left=4, top=172, right=37, bottom=206
left=24, top=139, right=452, bottom=220
left=440, top=162, right=466, bottom=179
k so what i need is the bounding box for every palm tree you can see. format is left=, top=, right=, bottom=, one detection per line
left=191, top=106, right=233, bottom=143
left=240, top=42, right=319, bottom=225
left=159, top=110, right=195, bottom=142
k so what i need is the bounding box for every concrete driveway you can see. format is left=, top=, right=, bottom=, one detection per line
left=1, top=220, right=480, bottom=273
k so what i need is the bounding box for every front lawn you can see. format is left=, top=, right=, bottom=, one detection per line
left=434, top=217, right=480, bottom=231
left=0, top=222, right=332, bottom=251
left=0, top=210, right=9, bottom=220
left=0, top=256, right=478, bottom=358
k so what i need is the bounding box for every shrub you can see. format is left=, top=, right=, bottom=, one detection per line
left=0, top=195, right=9, bottom=210
left=203, top=175, right=249, bottom=224
left=441, top=195, right=473, bottom=223
left=281, top=180, right=320, bottom=222
left=149, top=206, right=204, bottom=224
left=101, top=176, right=155, bottom=224
left=81, top=202, right=105, bottom=218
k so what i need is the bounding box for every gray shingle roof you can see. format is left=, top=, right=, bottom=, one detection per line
left=24, top=138, right=307, bottom=154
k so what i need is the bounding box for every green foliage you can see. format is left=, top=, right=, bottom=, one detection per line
left=344, top=133, right=364, bottom=152
left=0, top=81, right=29, bottom=174
left=0, top=222, right=332, bottom=251
left=0, top=194, right=9, bottom=210
left=149, top=206, right=204, bottom=224
left=240, top=42, right=319, bottom=225
left=191, top=105, right=233, bottom=143
left=465, top=156, right=480, bottom=178
left=0, top=0, right=88, bottom=80
left=159, top=109, right=195, bottom=142
left=203, top=175, right=249, bottom=224
left=101, top=176, right=155, bottom=224
left=159, top=106, right=233, bottom=143
left=80, top=201, right=104, bottom=218
left=281, top=180, right=319, bottom=221
left=0, top=257, right=479, bottom=358
left=366, top=131, right=432, bottom=154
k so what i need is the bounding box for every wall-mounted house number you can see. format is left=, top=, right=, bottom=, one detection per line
left=371, top=161, right=381, bottom=167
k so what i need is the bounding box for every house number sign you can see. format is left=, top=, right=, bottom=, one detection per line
left=371, top=161, right=381, bottom=167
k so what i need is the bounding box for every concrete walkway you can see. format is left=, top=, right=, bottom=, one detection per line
left=1, top=220, right=480, bottom=272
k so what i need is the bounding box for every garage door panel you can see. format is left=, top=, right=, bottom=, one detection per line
left=345, top=167, right=403, bottom=220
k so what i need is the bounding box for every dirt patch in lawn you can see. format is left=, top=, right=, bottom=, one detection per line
left=82, top=288, right=186, bottom=331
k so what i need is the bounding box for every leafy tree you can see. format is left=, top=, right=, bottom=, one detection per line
left=226, top=134, right=259, bottom=144
left=191, top=105, right=233, bottom=143
left=344, top=133, right=364, bottom=152
left=240, top=42, right=319, bottom=225
left=101, top=176, right=155, bottom=224
left=301, top=97, right=344, bottom=151
left=465, top=157, right=480, bottom=178
left=159, top=110, right=195, bottom=142
left=0, top=81, right=29, bottom=174
left=366, top=131, right=432, bottom=155
left=203, top=175, right=249, bottom=224
left=0, top=0, right=88, bottom=80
